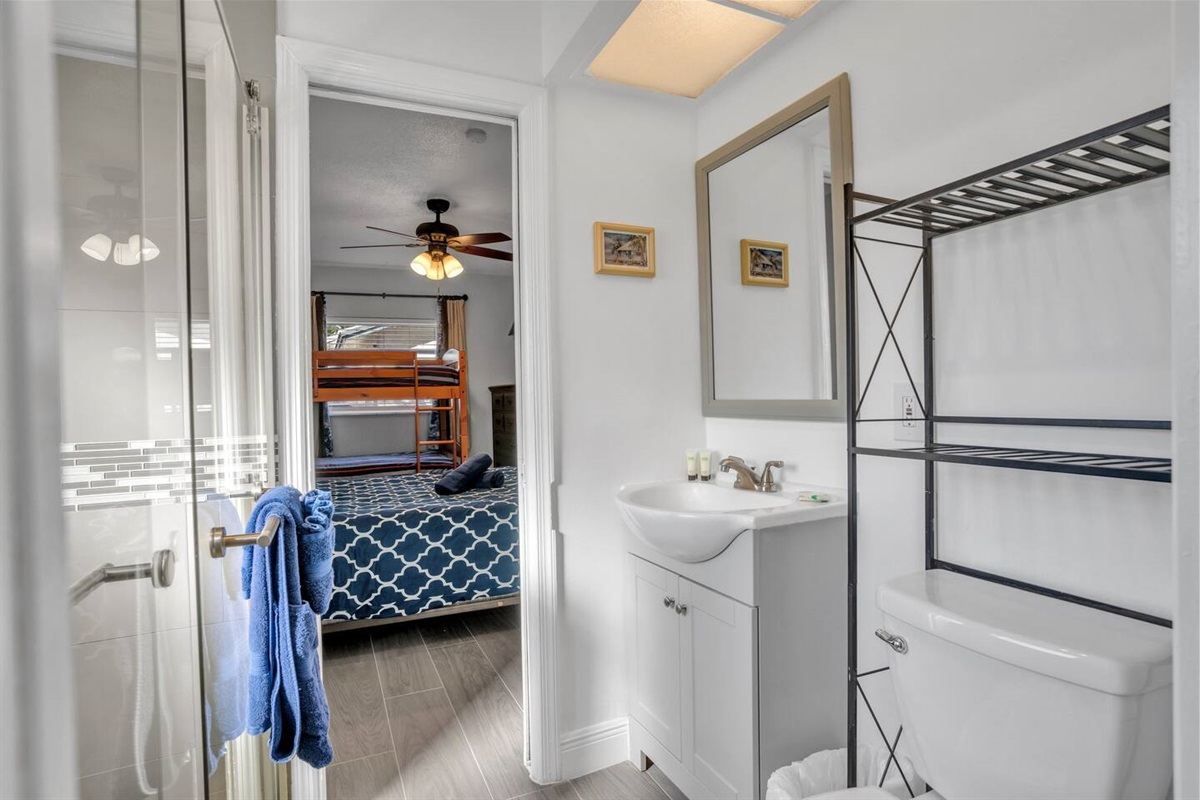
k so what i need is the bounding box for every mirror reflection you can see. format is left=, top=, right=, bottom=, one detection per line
left=709, top=108, right=835, bottom=401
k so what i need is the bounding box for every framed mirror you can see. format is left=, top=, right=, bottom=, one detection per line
left=697, top=74, right=853, bottom=420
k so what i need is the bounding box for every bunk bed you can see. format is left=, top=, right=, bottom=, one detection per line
left=312, top=349, right=470, bottom=476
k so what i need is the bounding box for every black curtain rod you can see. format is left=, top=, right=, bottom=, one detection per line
left=314, top=290, right=468, bottom=301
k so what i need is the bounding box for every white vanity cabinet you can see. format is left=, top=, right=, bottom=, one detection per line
left=631, top=558, right=757, bottom=798
left=627, top=513, right=847, bottom=800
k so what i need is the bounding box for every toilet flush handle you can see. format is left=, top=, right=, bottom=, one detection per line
left=875, top=628, right=908, bottom=655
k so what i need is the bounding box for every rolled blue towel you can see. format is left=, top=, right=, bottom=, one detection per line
left=478, top=469, right=505, bottom=489
left=434, top=453, right=492, bottom=495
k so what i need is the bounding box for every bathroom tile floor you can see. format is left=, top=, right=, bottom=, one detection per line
left=323, top=605, right=678, bottom=800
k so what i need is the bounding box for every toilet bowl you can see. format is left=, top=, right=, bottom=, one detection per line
left=876, top=569, right=1172, bottom=800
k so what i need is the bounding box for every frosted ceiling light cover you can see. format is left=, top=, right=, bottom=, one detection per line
left=80, top=233, right=112, bottom=261
left=129, top=234, right=160, bottom=262
left=112, top=240, right=140, bottom=267
left=410, top=251, right=432, bottom=275
left=728, top=0, right=819, bottom=19
left=587, top=0, right=783, bottom=98
left=442, top=254, right=464, bottom=278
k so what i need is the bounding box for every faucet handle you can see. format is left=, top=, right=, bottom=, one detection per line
left=761, top=460, right=784, bottom=492
left=719, top=454, right=747, bottom=472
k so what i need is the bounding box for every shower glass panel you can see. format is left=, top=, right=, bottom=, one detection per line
left=55, top=0, right=274, bottom=797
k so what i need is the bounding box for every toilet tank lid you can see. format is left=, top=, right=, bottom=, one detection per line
left=877, top=570, right=1172, bottom=696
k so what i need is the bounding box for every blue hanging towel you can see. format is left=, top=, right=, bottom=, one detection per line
left=241, top=486, right=336, bottom=768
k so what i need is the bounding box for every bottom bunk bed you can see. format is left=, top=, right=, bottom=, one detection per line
left=319, top=466, right=520, bottom=626
left=315, top=450, right=456, bottom=478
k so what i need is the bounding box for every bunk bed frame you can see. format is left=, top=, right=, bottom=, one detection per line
left=845, top=105, right=1173, bottom=789
left=312, top=349, right=470, bottom=470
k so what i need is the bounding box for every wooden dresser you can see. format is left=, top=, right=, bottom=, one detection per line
left=489, top=384, right=517, bottom=467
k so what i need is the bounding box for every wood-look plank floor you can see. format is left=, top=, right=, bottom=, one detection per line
left=324, top=607, right=680, bottom=800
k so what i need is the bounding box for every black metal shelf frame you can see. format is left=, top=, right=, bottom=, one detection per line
left=844, top=107, right=1173, bottom=789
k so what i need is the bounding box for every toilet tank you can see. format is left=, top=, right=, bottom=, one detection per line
left=877, top=570, right=1172, bottom=800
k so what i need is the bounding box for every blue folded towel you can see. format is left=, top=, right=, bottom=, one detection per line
left=434, top=453, right=493, bottom=495
left=479, top=469, right=505, bottom=489
left=242, top=487, right=336, bottom=768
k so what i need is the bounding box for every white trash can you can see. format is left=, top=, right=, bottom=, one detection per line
left=765, top=745, right=918, bottom=800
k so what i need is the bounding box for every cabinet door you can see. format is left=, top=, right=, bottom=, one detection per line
left=680, top=578, right=757, bottom=800
left=630, top=557, right=682, bottom=759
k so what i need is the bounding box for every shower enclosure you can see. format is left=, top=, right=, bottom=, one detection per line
left=54, top=0, right=276, bottom=796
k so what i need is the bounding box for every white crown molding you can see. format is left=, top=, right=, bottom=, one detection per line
left=274, top=35, right=561, bottom=791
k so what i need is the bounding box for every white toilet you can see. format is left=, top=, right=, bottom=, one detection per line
left=859, top=568, right=1174, bottom=800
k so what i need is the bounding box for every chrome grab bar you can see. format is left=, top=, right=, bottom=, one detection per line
left=210, top=514, right=281, bottom=559
left=70, top=549, right=176, bottom=606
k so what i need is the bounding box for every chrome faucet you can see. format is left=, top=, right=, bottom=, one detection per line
left=719, top=456, right=783, bottom=493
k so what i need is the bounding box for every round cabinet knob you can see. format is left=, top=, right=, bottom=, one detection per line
left=663, top=596, right=676, bottom=609
left=675, top=604, right=688, bottom=616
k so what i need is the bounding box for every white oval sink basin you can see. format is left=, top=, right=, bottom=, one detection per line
left=616, top=480, right=844, bottom=563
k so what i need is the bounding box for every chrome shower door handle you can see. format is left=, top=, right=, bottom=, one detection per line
left=875, top=628, right=908, bottom=654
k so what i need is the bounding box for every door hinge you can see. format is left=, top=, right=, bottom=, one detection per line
left=245, top=79, right=261, bottom=136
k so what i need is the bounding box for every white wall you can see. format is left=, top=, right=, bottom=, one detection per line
left=310, top=264, right=517, bottom=459
left=698, top=0, right=1172, bottom=765
left=278, top=0, right=547, bottom=84
left=551, top=82, right=704, bottom=735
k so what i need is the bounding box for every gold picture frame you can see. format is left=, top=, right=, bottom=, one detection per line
left=594, top=222, right=656, bottom=278
left=740, top=239, right=789, bottom=287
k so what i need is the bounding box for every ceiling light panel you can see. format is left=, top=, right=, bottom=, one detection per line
left=726, top=0, right=820, bottom=20
left=588, top=1, right=784, bottom=99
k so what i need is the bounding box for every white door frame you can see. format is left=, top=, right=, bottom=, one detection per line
left=274, top=36, right=561, bottom=794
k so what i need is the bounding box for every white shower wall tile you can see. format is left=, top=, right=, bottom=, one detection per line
left=60, top=309, right=190, bottom=444
left=68, top=503, right=194, bottom=646
left=77, top=750, right=201, bottom=800
left=73, top=626, right=199, bottom=778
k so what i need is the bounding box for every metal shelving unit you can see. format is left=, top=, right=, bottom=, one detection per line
left=844, top=105, right=1173, bottom=791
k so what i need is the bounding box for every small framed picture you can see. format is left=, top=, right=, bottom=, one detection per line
left=740, top=239, right=789, bottom=287
left=594, top=222, right=656, bottom=278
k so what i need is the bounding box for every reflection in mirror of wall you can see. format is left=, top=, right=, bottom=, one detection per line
left=697, top=74, right=852, bottom=420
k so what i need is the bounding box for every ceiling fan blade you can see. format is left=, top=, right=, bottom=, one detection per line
left=340, top=243, right=424, bottom=249
left=452, top=244, right=513, bottom=261
left=366, top=225, right=425, bottom=241
left=449, top=232, right=511, bottom=246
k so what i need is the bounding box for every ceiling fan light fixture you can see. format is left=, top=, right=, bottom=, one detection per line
left=410, top=251, right=433, bottom=276
left=442, top=254, right=464, bottom=278
left=425, top=257, right=447, bottom=281
left=80, top=233, right=112, bottom=261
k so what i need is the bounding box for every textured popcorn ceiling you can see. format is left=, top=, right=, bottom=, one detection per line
left=309, top=95, right=514, bottom=275
left=587, top=0, right=785, bottom=99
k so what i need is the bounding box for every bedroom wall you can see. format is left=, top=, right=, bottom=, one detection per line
left=697, top=0, right=1173, bottom=760
left=310, top=264, right=517, bottom=459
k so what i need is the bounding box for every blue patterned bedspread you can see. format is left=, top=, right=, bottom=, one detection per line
left=318, top=467, right=519, bottom=622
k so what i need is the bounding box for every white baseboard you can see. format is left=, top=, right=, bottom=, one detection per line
left=559, top=717, right=630, bottom=780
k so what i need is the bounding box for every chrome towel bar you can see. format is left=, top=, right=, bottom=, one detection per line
left=210, top=514, right=281, bottom=558
left=70, top=549, right=175, bottom=606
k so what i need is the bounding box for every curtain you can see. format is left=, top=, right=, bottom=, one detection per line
left=430, top=297, right=469, bottom=453
left=312, top=293, right=334, bottom=457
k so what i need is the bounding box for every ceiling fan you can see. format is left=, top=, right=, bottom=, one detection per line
left=340, top=198, right=512, bottom=281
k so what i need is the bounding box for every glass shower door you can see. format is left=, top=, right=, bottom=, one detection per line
left=56, top=0, right=275, bottom=797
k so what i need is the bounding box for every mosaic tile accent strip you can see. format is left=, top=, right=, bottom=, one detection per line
left=61, top=435, right=274, bottom=511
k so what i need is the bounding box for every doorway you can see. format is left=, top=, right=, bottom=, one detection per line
left=305, top=93, right=526, bottom=798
